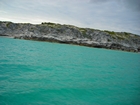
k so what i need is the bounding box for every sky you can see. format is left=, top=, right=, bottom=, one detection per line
left=0, top=0, right=140, bottom=35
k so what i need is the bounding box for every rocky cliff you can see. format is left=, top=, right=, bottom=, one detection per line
left=0, top=21, right=140, bottom=52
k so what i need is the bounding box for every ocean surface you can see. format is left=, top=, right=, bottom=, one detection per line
left=0, top=37, right=140, bottom=105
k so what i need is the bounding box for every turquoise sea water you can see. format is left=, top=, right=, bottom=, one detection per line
left=0, top=37, right=140, bottom=105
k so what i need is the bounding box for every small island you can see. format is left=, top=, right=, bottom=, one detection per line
left=0, top=21, right=140, bottom=52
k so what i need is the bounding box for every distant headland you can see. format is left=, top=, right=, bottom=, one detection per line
left=0, top=21, right=140, bottom=52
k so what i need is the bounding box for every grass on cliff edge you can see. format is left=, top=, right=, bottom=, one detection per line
left=104, top=30, right=132, bottom=40
left=41, top=22, right=61, bottom=28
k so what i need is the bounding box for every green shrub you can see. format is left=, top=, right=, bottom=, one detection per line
left=104, top=30, right=115, bottom=35
left=6, top=22, right=12, bottom=27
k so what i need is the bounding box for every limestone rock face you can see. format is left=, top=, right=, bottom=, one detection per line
left=0, top=21, right=140, bottom=52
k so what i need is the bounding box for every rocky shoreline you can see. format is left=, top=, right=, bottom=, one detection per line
left=1, top=21, right=140, bottom=52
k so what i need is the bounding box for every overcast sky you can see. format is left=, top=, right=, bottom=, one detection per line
left=0, top=0, right=140, bottom=35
